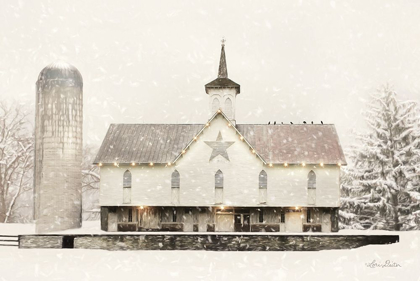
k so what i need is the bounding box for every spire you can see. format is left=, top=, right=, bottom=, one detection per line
left=218, top=38, right=228, bottom=78
left=205, top=38, right=240, bottom=95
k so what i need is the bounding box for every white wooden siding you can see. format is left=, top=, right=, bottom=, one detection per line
left=224, top=98, right=233, bottom=119
left=211, top=98, right=220, bottom=114
left=259, top=189, right=267, bottom=204
left=208, top=88, right=236, bottom=120
left=215, top=188, right=223, bottom=204
left=123, top=187, right=131, bottom=204
left=171, top=187, right=180, bottom=205
left=308, top=189, right=316, bottom=205
left=99, top=115, right=340, bottom=207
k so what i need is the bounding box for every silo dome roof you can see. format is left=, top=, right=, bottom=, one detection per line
left=37, top=61, right=83, bottom=86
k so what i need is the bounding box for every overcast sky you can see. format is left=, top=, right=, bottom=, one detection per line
left=1, top=0, right=420, bottom=148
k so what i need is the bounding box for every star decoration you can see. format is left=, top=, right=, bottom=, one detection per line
left=205, top=131, right=235, bottom=161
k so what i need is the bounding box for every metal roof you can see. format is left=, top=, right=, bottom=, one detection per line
left=94, top=124, right=203, bottom=164
left=94, top=120, right=346, bottom=165
left=205, top=78, right=240, bottom=93
left=236, top=124, right=347, bottom=165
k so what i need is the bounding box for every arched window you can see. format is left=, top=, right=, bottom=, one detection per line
left=215, top=170, right=223, bottom=204
left=123, top=170, right=131, bottom=204
left=215, top=170, right=223, bottom=188
left=171, top=170, right=180, bottom=204
left=259, top=170, right=267, bottom=203
left=259, top=170, right=267, bottom=189
left=308, top=171, right=316, bottom=189
left=224, top=98, right=232, bottom=118
left=171, top=170, right=180, bottom=188
left=307, top=170, right=316, bottom=205
left=212, top=98, right=220, bottom=113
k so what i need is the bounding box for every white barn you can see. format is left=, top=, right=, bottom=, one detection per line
left=94, top=42, right=346, bottom=233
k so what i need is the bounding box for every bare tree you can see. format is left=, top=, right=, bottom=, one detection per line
left=82, top=145, right=100, bottom=220
left=0, top=102, right=34, bottom=223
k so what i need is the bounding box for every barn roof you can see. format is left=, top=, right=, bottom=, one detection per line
left=205, top=78, right=240, bottom=93
left=94, top=124, right=203, bottom=165
left=94, top=117, right=346, bottom=166
left=236, top=124, right=346, bottom=165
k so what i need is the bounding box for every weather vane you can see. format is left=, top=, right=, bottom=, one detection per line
left=221, top=37, right=226, bottom=46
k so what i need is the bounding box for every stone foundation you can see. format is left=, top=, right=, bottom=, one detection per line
left=19, top=235, right=63, bottom=249
left=19, top=233, right=399, bottom=251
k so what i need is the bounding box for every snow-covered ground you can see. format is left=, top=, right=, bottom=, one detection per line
left=0, top=222, right=418, bottom=281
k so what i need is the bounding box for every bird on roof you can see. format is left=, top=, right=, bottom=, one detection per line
left=290, top=122, right=293, bottom=124
left=321, top=121, right=324, bottom=124
left=303, top=121, right=307, bottom=124
left=274, top=121, right=276, bottom=125
left=268, top=121, right=270, bottom=125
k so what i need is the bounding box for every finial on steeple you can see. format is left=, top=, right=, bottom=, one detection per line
left=218, top=37, right=228, bottom=78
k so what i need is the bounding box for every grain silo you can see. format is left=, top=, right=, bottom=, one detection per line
left=34, top=61, right=83, bottom=233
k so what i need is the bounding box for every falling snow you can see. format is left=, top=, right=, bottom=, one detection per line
left=1, top=0, right=420, bottom=280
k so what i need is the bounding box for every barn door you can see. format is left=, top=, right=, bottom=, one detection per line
left=285, top=212, right=302, bottom=232
left=108, top=213, right=118, bottom=232
left=184, top=209, right=194, bottom=232
left=198, top=211, right=207, bottom=232
left=322, top=212, right=331, bottom=232
left=215, top=214, right=234, bottom=232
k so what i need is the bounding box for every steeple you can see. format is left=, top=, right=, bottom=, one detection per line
left=218, top=38, right=228, bottom=78
left=205, top=39, right=240, bottom=123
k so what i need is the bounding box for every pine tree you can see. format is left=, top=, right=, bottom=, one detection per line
left=340, top=85, right=420, bottom=230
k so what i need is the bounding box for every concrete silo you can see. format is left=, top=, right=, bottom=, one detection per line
left=34, top=61, right=83, bottom=233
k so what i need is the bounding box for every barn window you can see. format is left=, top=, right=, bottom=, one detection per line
left=172, top=209, right=177, bottom=222
left=308, top=170, right=316, bottom=189
left=259, top=170, right=267, bottom=189
left=123, top=170, right=132, bottom=204
left=212, top=98, right=220, bottom=113
left=280, top=212, right=285, bottom=223
left=215, top=170, right=223, bottom=204
left=171, top=170, right=180, bottom=204
left=259, top=170, right=267, bottom=203
left=128, top=209, right=133, bottom=222
left=259, top=209, right=264, bottom=223
left=225, top=98, right=232, bottom=118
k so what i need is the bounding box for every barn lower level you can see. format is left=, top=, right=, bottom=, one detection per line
left=101, top=206, right=339, bottom=233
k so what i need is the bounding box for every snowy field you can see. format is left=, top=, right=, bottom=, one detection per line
left=0, top=222, right=418, bottom=281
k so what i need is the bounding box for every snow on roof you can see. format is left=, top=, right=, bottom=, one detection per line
left=94, top=113, right=346, bottom=165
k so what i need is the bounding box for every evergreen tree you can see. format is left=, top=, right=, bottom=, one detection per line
left=340, top=85, right=420, bottom=230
